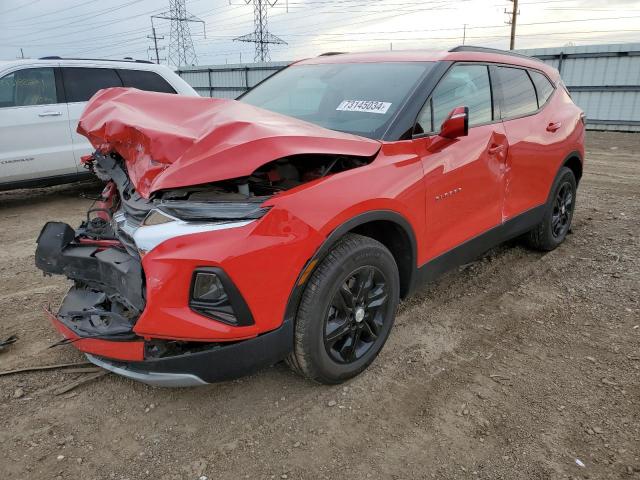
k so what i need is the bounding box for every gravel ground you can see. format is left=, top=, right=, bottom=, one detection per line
left=0, top=131, right=638, bottom=480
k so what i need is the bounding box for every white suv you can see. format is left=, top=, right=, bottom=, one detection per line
left=0, top=58, right=198, bottom=190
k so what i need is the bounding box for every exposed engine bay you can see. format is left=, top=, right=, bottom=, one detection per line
left=80, top=150, right=372, bottom=248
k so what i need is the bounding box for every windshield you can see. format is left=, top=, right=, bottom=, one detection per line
left=240, top=62, right=435, bottom=139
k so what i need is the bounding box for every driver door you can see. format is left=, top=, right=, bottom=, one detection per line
left=412, top=63, right=508, bottom=261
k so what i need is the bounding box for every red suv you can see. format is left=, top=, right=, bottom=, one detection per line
left=36, top=46, right=584, bottom=386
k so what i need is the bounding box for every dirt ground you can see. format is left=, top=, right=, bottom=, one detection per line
left=0, top=131, right=638, bottom=480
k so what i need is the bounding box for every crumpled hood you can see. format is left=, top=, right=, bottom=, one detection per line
left=78, top=88, right=381, bottom=198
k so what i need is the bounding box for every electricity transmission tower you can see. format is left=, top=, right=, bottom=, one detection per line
left=152, top=0, right=205, bottom=67
left=233, top=0, right=287, bottom=62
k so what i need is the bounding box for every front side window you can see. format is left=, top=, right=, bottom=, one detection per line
left=416, top=64, right=493, bottom=134
left=0, top=68, right=57, bottom=108
left=496, top=67, right=538, bottom=119
left=117, top=69, right=176, bottom=94
left=62, top=67, right=122, bottom=103
left=529, top=70, right=555, bottom=108
left=240, top=62, right=435, bottom=139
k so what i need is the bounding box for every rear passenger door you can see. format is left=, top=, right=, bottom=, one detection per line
left=0, top=66, right=76, bottom=184
left=493, top=66, right=561, bottom=219
left=61, top=67, right=123, bottom=164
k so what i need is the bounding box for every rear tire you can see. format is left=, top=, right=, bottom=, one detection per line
left=525, top=166, right=577, bottom=251
left=286, top=234, right=400, bottom=384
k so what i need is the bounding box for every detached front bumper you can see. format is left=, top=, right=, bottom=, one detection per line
left=35, top=221, right=295, bottom=385
left=44, top=306, right=293, bottom=386
left=84, top=318, right=293, bottom=386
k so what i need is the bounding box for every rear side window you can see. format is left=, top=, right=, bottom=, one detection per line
left=529, top=70, right=555, bottom=108
left=495, top=67, right=538, bottom=119
left=416, top=64, right=492, bottom=133
left=117, top=69, right=176, bottom=94
left=0, top=68, right=58, bottom=108
left=62, top=67, right=122, bottom=102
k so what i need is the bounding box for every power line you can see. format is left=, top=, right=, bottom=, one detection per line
left=4, top=0, right=107, bottom=27
left=0, top=0, right=41, bottom=16
left=284, top=27, right=640, bottom=44
left=6, top=0, right=152, bottom=42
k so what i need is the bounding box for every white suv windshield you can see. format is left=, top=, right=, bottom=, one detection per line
left=240, top=62, right=434, bottom=139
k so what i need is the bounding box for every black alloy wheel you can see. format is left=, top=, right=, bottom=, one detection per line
left=324, top=266, right=389, bottom=364
left=525, top=166, right=578, bottom=251
left=286, top=233, right=400, bottom=384
left=551, top=181, right=574, bottom=238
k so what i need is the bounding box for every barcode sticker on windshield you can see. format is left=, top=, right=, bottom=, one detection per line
left=336, top=100, right=392, bottom=114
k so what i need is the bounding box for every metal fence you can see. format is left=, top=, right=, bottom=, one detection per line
left=177, top=43, right=640, bottom=132
left=176, top=61, right=290, bottom=99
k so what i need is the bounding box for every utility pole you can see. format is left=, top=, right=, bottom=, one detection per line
left=462, top=24, right=467, bottom=45
left=506, top=0, right=519, bottom=50
left=20, top=48, right=24, bottom=59
left=233, top=1, right=287, bottom=62
left=152, top=0, right=205, bottom=67
left=147, top=26, right=165, bottom=64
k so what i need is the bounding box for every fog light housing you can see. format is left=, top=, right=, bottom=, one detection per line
left=193, top=272, right=226, bottom=302
left=189, top=267, right=254, bottom=326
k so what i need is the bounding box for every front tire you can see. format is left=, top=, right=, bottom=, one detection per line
left=287, top=234, right=400, bottom=384
left=525, top=166, right=577, bottom=251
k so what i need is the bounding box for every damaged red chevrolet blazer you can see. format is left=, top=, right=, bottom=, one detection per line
left=35, top=47, right=584, bottom=386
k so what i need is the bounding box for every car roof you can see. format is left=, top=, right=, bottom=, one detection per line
left=0, top=58, right=164, bottom=71
left=295, top=48, right=558, bottom=78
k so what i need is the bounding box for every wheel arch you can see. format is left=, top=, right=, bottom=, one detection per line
left=283, top=210, right=418, bottom=325
left=562, top=151, right=583, bottom=185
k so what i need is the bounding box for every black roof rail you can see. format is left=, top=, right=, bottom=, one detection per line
left=448, top=45, right=544, bottom=63
left=318, top=52, right=346, bottom=56
left=38, top=56, right=154, bottom=64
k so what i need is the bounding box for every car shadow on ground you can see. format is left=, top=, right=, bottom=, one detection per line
left=0, top=179, right=103, bottom=210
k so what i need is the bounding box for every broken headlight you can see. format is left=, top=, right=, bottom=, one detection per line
left=134, top=201, right=271, bottom=255
left=155, top=201, right=270, bottom=222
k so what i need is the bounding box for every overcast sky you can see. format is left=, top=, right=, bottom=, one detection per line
left=1, top=0, right=639, bottom=66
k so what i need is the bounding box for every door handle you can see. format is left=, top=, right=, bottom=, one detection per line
left=488, top=144, right=504, bottom=155
left=38, top=111, right=62, bottom=117
left=546, top=122, right=562, bottom=132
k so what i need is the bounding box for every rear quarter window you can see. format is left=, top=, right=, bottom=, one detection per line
left=529, top=70, right=555, bottom=108
left=117, top=69, right=176, bottom=94
left=495, top=66, right=538, bottom=119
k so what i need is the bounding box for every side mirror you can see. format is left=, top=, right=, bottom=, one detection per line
left=439, top=106, right=469, bottom=139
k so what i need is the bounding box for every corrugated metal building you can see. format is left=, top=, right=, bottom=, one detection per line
left=177, top=43, right=640, bottom=132
left=518, top=43, right=640, bottom=132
